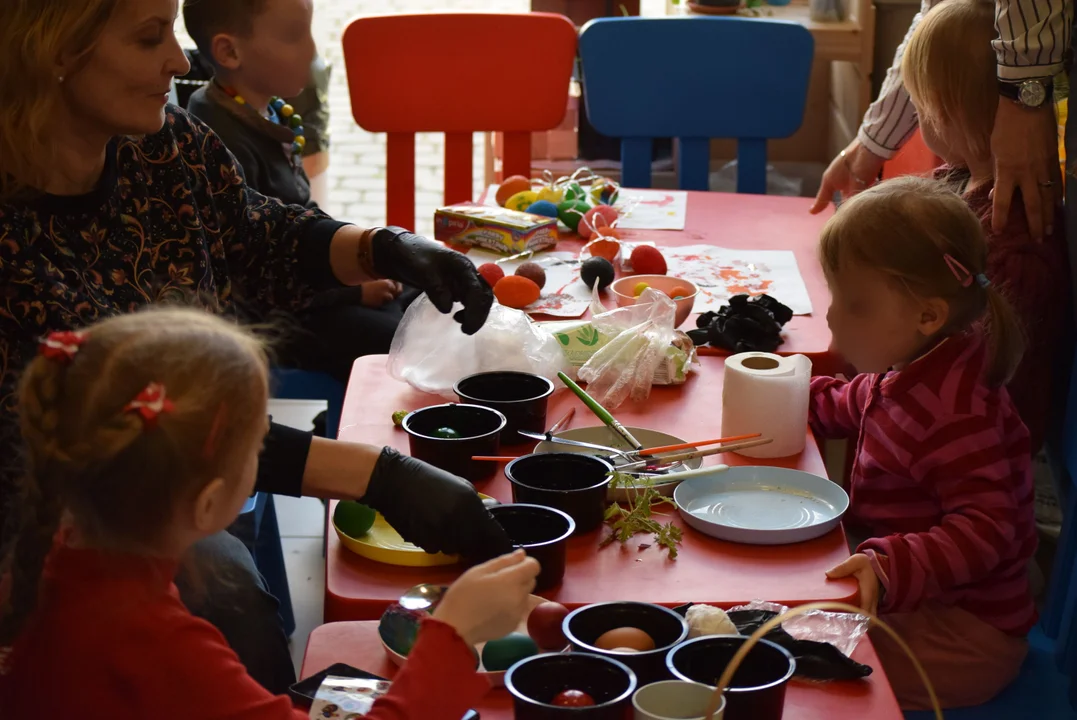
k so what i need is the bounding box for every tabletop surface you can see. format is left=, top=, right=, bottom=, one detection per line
left=328, top=352, right=857, bottom=622
left=523, top=191, right=838, bottom=374
left=300, top=621, right=904, bottom=720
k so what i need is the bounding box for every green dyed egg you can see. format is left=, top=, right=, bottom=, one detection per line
left=334, top=500, right=377, bottom=537
left=557, top=200, right=590, bottom=233
left=433, top=426, right=461, bottom=439
left=562, top=182, right=586, bottom=202
left=378, top=603, right=426, bottom=657
left=481, top=632, right=538, bottom=671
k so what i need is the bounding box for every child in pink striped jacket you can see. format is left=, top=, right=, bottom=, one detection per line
left=812, top=177, right=1035, bottom=710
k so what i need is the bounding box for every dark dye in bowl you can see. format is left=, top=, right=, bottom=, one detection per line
left=488, top=503, right=575, bottom=591
left=402, top=403, right=505, bottom=482
left=454, top=371, right=555, bottom=444
left=505, top=453, right=612, bottom=534
left=506, top=652, right=637, bottom=719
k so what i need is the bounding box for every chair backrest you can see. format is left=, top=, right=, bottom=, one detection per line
left=341, top=13, right=578, bottom=229
left=881, top=128, right=940, bottom=181
left=578, top=16, right=813, bottom=194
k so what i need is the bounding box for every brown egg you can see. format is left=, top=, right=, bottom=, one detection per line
left=593, top=627, right=655, bottom=652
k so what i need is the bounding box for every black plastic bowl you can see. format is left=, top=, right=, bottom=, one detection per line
left=454, top=371, right=555, bottom=444
left=402, top=403, right=505, bottom=482
left=505, top=453, right=612, bottom=534
left=488, top=503, right=575, bottom=592
left=505, top=652, right=637, bottom=719
left=563, top=602, right=690, bottom=686
left=666, top=636, right=796, bottom=720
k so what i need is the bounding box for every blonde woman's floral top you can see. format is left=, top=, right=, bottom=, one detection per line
left=0, top=107, right=347, bottom=529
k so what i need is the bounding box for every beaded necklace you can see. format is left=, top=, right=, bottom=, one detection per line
left=221, top=85, right=306, bottom=158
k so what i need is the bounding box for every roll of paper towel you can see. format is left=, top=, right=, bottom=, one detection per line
left=721, top=352, right=812, bottom=458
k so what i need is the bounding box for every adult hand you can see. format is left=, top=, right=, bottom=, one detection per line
left=434, top=550, right=540, bottom=646
left=826, top=553, right=881, bottom=614
left=359, top=279, right=402, bottom=308
left=991, top=99, right=1060, bottom=240
left=810, top=139, right=887, bottom=214
left=371, top=227, right=493, bottom=334
left=361, top=447, right=513, bottom=559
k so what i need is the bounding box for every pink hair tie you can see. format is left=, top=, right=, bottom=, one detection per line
left=943, top=254, right=991, bottom=289
left=125, top=382, right=174, bottom=430
left=38, top=331, right=87, bottom=363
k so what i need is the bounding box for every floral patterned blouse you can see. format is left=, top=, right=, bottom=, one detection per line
left=0, top=107, right=346, bottom=527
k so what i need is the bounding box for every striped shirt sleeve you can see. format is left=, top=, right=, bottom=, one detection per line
left=857, top=414, right=1024, bottom=613
left=808, top=375, right=870, bottom=440
left=859, top=0, right=1072, bottom=157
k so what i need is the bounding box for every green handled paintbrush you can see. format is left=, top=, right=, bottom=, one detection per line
left=556, top=371, right=644, bottom=450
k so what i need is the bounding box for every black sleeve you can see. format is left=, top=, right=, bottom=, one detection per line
left=254, top=422, right=312, bottom=497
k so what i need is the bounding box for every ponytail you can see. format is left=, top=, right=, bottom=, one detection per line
left=982, top=284, right=1025, bottom=387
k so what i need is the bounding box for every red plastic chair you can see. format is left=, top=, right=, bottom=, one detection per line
left=881, top=128, right=940, bottom=180
left=341, top=13, right=578, bottom=229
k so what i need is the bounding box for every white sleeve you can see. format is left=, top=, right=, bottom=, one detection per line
left=994, top=0, right=1074, bottom=80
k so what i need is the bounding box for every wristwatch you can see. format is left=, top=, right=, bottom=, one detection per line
left=998, top=78, right=1053, bottom=109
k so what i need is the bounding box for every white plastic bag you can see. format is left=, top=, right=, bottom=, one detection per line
left=577, top=287, right=678, bottom=409
left=387, top=295, right=571, bottom=399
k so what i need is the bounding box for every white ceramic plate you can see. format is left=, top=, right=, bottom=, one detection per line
left=382, top=595, right=547, bottom=687
left=532, top=426, right=703, bottom=502
left=673, top=466, right=849, bottom=545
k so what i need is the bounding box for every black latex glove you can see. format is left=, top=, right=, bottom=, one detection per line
left=361, top=447, right=512, bottom=560
left=370, top=227, right=493, bottom=334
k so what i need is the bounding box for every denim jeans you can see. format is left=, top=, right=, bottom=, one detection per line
left=174, top=530, right=297, bottom=694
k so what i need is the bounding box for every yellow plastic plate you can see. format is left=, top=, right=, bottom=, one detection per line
left=333, top=495, right=494, bottom=568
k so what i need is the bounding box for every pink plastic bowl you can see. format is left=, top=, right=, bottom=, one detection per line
left=609, top=274, right=698, bottom=328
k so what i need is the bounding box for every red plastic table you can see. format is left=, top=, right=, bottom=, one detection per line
left=300, top=622, right=904, bottom=720
left=484, top=189, right=840, bottom=375
left=327, top=353, right=857, bottom=622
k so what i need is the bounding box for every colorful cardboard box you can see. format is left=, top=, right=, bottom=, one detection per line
left=435, top=203, right=558, bottom=255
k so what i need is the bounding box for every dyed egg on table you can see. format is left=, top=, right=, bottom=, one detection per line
left=514, top=262, right=546, bottom=290
left=505, top=190, right=539, bottom=213
left=526, top=601, right=570, bottom=650
left=482, top=632, right=539, bottom=671
left=580, top=257, right=615, bottom=291
left=593, top=626, right=656, bottom=652
left=525, top=200, right=560, bottom=219
left=496, top=175, right=532, bottom=206
left=536, top=185, right=564, bottom=204
left=557, top=200, right=591, bottom=233
left=493, top=275, right=541, bottom=309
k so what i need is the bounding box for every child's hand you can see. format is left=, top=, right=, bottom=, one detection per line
left=360, top=280, right=403, bottom=308
left=434, top=550, right=541, bottom=647
left=826, top=553, right=881, bottom=614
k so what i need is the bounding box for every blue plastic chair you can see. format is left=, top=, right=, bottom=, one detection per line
left=577, top=17, right=813, bottom=194
left=904, top=330, right=1077, bottom=720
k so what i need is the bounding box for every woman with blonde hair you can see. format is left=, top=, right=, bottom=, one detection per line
left=0, top=0, right=508, bottom=692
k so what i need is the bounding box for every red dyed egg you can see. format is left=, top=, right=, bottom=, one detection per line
left=630, top=245, right=667, bottom=275
left=578, top=205, right=620, bottom=240
left=552, top=689, right=596, bottom=707
left=526, top=601, right=569, bottom=650
left=477, top=263, right=505, bottom=287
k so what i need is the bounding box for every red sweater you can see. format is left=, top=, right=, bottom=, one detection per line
left=810, top=333, right=1037, bottom=636
left=0, top=541, right=488, bottom=719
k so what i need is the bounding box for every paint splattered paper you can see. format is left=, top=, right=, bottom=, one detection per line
left=623, top=244, right=813, bottom=315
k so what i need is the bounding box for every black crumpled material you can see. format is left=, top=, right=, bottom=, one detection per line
left=672, top=604, right=873, bottom=682
left=687, top=294, right=794, bottom=353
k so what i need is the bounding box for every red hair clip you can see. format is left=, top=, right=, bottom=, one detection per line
left=124, top=382, right=174, bottom=429
left=39, top=331, right=87, bottom=363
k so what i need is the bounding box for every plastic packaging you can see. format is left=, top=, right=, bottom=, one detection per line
left=729, top=600, right=870, bottom=657
left=576, top=287, right=680, bottom=409
left=387, top=295, right=571, bottom=399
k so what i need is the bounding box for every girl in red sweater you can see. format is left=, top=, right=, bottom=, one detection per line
left=816, top=178, right=1036, bottom=710
left=899, top=0, right=1071, bottom=451
left=0, top=309, right=539, bottom=719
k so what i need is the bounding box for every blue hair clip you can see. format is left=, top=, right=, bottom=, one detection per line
left=975, top=273, right=991, bottom=289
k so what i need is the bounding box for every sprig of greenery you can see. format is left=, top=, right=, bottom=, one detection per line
left=601, top=471, right=684, bottom=559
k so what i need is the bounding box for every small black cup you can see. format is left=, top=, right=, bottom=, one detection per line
left=666, top=635, right=796, bottom=720
left=488, top=503, right=575, bottom=591
left=505, top=453, right=612, bottom=534
left=402, top=403, right=505, bottom=482
left=454, top=371, right=555, bottom=444
left=563, top=602, right=690, bottom=686
left=506, top=652, right=637, bottom=719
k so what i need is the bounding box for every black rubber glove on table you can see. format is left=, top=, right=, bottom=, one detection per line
left=371, top=226, right=493, bottom=335
left=361, top=447, right=512, bottom=560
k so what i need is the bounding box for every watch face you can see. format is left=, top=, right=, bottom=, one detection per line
left=1019, top=81, right=1047, bottom=108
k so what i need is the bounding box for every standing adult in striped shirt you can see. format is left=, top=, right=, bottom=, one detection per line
left=816, top=178, right=1036, bottom=710
left=811, top=0, right=1072, bottom=242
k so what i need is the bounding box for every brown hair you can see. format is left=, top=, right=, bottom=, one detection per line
left=902, top=0, right=997, bottom=163
left=183, top=0, right=270, bottom=62
left=819, top=176, right=1024, bottom=386
left=0, top=308, right=268, bottom=644
left=0, top=0, right=120, bottom=202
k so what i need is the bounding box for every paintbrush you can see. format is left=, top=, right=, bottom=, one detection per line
left=638, top=433, right=762, bottom=456
left=556, top=371, right=643, bottom=450
left=617, top=437, right=773, bottom=472
left=546, top=408, right=575, bottom=435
